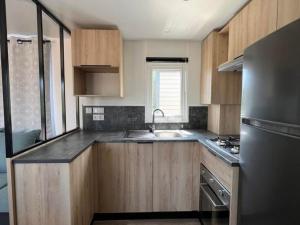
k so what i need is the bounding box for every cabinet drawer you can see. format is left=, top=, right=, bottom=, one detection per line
left=201, top=146, right=233, bottom=191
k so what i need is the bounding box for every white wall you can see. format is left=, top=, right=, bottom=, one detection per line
left=79, top=40, right=202, bottom=127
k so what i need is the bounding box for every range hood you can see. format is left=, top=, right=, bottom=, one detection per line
left=218, top=56, right=243, bottom=72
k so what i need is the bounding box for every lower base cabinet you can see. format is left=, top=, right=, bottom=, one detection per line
left=97, top=143, right=153, bottom=212
left=12, top=142, right=203, bottom=225
left=14, top=146, right=97, bottom=225
left=153, top=142, right=200, bottom=212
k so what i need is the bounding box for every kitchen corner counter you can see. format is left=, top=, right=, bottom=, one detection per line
left=13, top=129, right=240, bottom=166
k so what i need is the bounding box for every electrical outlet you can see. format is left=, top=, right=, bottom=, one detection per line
left=85, top=107, right=92, bottom=114
left=93, top=107, right=104, bottom=114
left=93, top=114, right=104, bottom=121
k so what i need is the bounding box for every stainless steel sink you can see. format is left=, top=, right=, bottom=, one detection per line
left=154, top=130, right=182, bottom=138
left=126, top=130, right=156, bottom=139
left=126, top=130, right=185, bottom=139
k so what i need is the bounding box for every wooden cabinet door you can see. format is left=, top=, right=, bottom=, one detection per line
left=228, top=5, right=249, bottom=60
left=72, top=29, right=121, bottom=67
left=200, top=32, right=242, bottom=105
left=277, top=0, right=300, bottom=29
left=192, top=143, right=202, bottom=211
left=98, top=143, right=127, bottom=212
left=125, top=143, right=153, bottom=212
left=98, top=143, right=153, bottom=213
left=200, top=33, right=213, bottom=104
left=247, top=0, right=277, bottom=46
left=153, top=142, right=194, bottom=211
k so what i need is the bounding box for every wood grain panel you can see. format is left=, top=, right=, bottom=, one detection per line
left=200, top=35, right=213, bottom=104
left=200, top=32, right=242, bottom=105
left=277, top=0, right=300, bottom=29
left=201, top=145, right=233, bottom=191
left=208, top=104, right=241, bottom=135
left=125, top=143, right=153, bottom=212
left=72, top=29, right=121, bottom=67
left=191, top=143, right=201, bottom=211
left=247, top=0, right=278, bottom=46
left=228, top=5, right=249, bottom=60
left=70, top=146, right=97, bottom=225
left=229, top=167, right=239, bottom=225
left=6, top=158, right=17, bottom=225
left=98, top=143, right=127, bottom=212
left=14, top=163, right=71, bottom=225
left=153, top=142, right=194, bottom=211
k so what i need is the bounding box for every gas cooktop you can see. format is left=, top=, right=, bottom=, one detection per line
left=209, top=136, right=240, bottom=156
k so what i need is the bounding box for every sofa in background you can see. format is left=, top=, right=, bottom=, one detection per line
left=0, top=129, right=41, bottom=213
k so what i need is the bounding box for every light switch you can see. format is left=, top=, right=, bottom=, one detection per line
left=86, top=107, right=92, bottom=114
left=93, top=107, right=104, bottom=114
left=93, top=114, right=104, bottom=121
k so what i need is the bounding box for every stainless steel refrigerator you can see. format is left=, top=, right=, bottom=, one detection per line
left=239, top=19, right=300, bottom=225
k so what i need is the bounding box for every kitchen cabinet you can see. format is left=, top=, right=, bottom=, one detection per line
left=227, top=0, right=277, bottom=60
left=97, top=143, right=126, bottom=212
left=125, top=143, right=153, bottom=212
left=200, top=31, right=242, bottom=105
left=72, top=29, right=122, bottom=67
left=72, top=29, right=124, bottom=97
left=208, top=104, right=241, bottom=135
left=153, top=142, right=194, bottom=211
left=192, top=143, right=202, bottom=211
left=14, top=146, right=97, bottom=225
left=277, top=0, right=300, bottom=29
left=247, top=0, right=277, bottom=46
left=228, top=5, right=249, bottom=60
left=97, top=143, right=153, bottom=212
left=201, top=146, right=239, bottom=225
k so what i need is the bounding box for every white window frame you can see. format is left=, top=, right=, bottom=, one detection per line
left=145, top=63, right=188, bottom=123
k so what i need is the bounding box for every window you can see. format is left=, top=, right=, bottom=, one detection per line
left=6, top=0, right=43, bottom=153
left=147, top=63, right=187, bottom=123
left=0, top=0, right=79, bottom=158
left=43, top=12, right=63, bottom=139
left=64, top=31, right=77, bottom=131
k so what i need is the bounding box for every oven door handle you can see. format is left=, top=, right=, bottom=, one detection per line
left=200, top=184, right=227, bottom=210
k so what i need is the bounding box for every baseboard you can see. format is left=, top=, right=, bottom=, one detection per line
left=93, top=211, right=200, bottom=221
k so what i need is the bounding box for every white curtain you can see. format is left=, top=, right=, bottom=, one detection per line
left=8, top=37, right=41, bottom=132
left=0, top=37, right=54, bottom=136
left=43, top=42, right=55, bottom=138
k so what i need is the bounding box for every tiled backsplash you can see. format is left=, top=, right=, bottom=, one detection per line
left=83, top=106, right=207, bottom=131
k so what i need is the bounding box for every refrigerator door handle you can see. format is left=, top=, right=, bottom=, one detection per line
left=242, top=117, right=300, bottom=138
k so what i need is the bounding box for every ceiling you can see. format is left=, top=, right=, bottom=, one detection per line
left=36, top=0, right=248, bottom=40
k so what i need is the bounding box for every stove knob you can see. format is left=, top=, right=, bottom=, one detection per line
left=218, top=190, right=225, bottom=196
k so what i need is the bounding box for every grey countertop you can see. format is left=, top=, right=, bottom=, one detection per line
left=13, top=129, right=240, bottom=166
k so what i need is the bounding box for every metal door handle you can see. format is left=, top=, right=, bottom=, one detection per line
left=200, top=185, right=227, bottom=210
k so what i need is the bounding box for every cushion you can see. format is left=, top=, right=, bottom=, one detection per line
left=0, top=186, right=8, bottom=212
left=13, top=129, right=41, bottom=153
left=0, top=129, right=41, bottom=172
left=0, top=173, right=7, bottom=189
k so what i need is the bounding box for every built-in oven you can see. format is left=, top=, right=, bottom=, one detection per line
left=200, top=164, right=230, bottom=225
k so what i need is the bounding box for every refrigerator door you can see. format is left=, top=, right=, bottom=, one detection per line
left=242, top=19, right=300, bottom=125
left=239, top=124, right=300, bottom=225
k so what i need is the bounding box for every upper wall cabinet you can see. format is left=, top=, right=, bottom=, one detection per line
left=277, top=0, right=300, bottom=29
left=200, top=32, right=242, bottom=105
left=228, top=5, right=249, bottom=60
left=247, top=0, right=277, bottom=46
left=72, top=29, right=124, bottom=97
left=227, top=0, right=277, bottom=60
left=72, top=29, right=122, bottom=68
